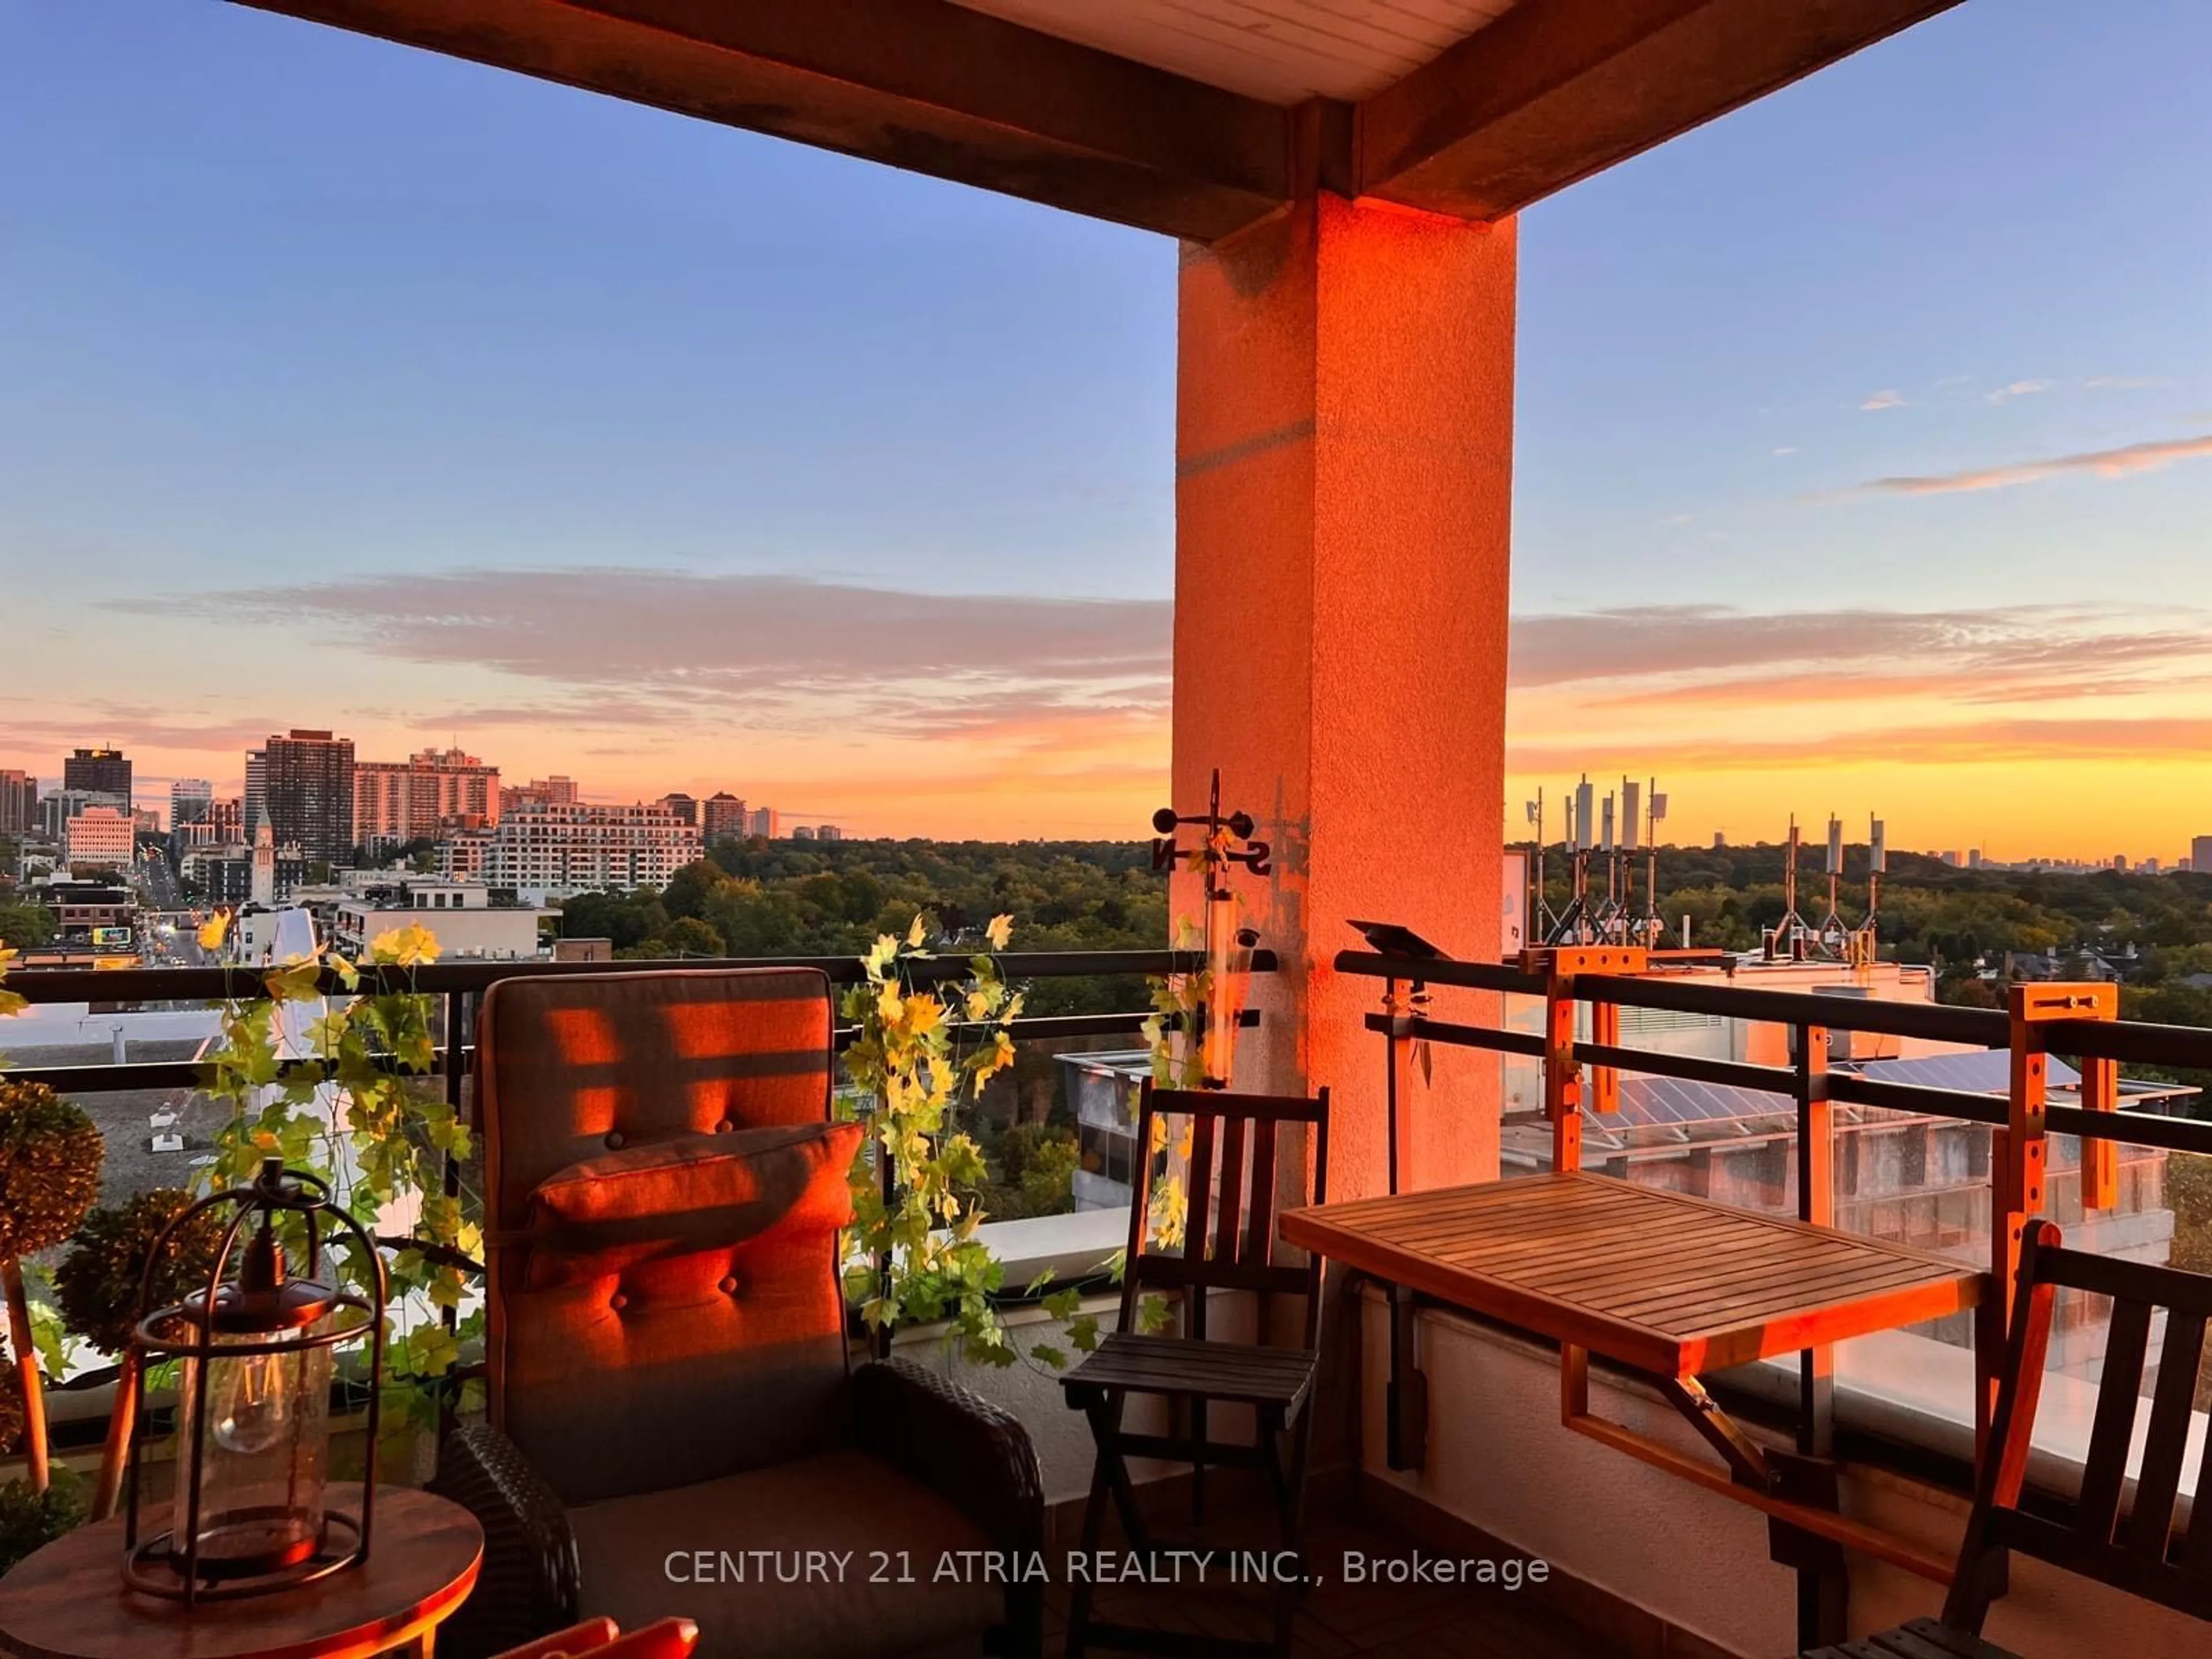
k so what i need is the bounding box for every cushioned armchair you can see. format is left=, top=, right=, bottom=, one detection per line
left=433, top=968, right=1044, bottom=1659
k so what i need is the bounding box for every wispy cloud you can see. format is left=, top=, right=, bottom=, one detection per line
left=1506, top=603, right=2204, bottom=690
left=1771, top=446, right=1799, bottom=457
left=1859, top=389, right=1906, bottom=411
left=111, top=569, right=1172, bottom=741
left=2084, top=376, right=2154, bottom=391
left=1832, top=433, right=2212, bottom=498
left=0, top=700, right=285, bottom=753
left=1985, top=378, right=2052, bottom=404
left=1511, top=716, right=2212, bottom=775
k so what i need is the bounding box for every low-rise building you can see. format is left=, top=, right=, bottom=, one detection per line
left=32, top=878, right=135, bottom=944
left=197, top=841, right=308, bottom=907
left=331, top=879, right=544, bottom=961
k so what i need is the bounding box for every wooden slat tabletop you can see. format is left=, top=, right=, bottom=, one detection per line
left=1281, top=1172, right=1989, bottom=1377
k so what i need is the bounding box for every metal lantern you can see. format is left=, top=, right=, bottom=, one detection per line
left=123, top=1158, right=387, bottom=1605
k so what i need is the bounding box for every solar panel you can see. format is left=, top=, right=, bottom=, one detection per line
left=1855, top=1049, right=2080, bottom=1093
left=1595, top=1047, right=2096, bottom=1132
left=1605, top=1074, right=1793, bottom=1128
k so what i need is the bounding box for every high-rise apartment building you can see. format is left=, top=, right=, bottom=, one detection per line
left=745, top=806, right=778, bottom=840
left=354, top=748, right=501, bottom=851
left=259, top=729, right=355, bottom=863
left=2193, top=837, right=2212, bottom=877
left=0, top=770, right=34, bottom=835
left=483, top=801, right=698, bottom=899
left=171, top=779, right=215, bottom=830
left=816, top=824, right=844, bottom=842
left=499, top=775, right=579, bottom=815
left=658, top=792, right=699, bottom=828
left=62, top=747, right=132, bottom=805
left=244, top=749, right=268, bottom=834
left=701, top=792, right=748, bottom=843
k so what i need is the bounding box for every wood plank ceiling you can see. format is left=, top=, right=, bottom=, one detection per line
left=948, top=0, right=1520, bottom=104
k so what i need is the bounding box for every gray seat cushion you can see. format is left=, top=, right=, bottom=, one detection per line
left=569, top=1446, right=1001, bottom=1658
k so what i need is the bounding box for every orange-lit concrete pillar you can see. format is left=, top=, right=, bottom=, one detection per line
left=1173, top=192, right=1516, bottom=1203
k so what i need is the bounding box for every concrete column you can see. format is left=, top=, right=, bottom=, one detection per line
left=1173, top=193, right=1516, bottom=1203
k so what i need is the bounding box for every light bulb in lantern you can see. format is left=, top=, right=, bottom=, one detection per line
left=212, top=1347, right=292, bottom=1455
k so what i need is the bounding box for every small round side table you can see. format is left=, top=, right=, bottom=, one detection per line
left=0, top=1486, right=482, bottom=1659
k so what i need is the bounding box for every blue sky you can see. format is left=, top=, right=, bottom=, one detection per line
left=3, top=1, right=2207, bottom=850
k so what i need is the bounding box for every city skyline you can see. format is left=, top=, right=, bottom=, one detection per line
left=4, top=2, right=2207, bottom=853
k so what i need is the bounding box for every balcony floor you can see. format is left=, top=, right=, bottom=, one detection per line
left=1043, top=1497, right=1635, bottom=1658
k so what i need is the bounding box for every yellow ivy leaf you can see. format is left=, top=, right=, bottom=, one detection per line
left=197, top=911, right=231, bottom=950
left=984, top=914, right=1013, bottom=950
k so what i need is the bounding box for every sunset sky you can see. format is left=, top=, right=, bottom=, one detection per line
left=3, top=2, right=2208, bottom=858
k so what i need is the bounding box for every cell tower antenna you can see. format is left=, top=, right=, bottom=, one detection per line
left=1817, top=813, right=1847, bottom=949
left=1640, top=781, right=1667, bottom=947
left=1767, top=815, right=1818, bottom=961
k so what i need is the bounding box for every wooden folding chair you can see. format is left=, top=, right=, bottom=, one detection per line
left=1060, top=1082, right=1330, bottom=1658
left=1804, top=1217, right=2212, bottom=1657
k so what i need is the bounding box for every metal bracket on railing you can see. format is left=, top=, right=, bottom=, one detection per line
left=1520, top=946, right=1647, bottom=1173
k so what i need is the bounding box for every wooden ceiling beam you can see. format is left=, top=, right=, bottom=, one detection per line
left=1356, top=0, right=1965, bottom=222
left=231, top=0, right=1293, bottom=241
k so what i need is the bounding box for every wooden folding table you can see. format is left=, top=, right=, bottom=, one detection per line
left=1281, top=1171, right=1993, bottom=1584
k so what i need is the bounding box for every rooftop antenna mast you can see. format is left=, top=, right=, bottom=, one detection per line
left=1853, top=815, right=1888, bottom=968
left=1816, top=813, right=1848, bottom=952
left=1594, top=789, right=1623, bottom=942
left=1546, top=777, right=1595, bottom=944
left=1639, top=781, right=1667, bottom=947
left=1525, top=789, right=1561, bottom=943
left=1766, top=815, right=1816, bottom=961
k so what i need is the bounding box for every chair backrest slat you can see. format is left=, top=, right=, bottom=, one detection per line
left=1942, top=1219, right=2212, bottom=1634
left=1214, top=1115, right=1247, bottom=1267
left=2077, top=1296, right=2153, bottom=1546
left=1184, top=1109, right=1218, bottom=1340
left=1120, top=1081, right=1330, bottom=1343
left=2127, top=1310, right=2207, bottom=1563
left=1245, top=1118, right=1279, bottom=1270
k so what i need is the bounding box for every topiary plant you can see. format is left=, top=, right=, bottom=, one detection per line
left=0, top=1080, right=103, bottom=1494
left=54, top=1190, right=227, bottom=1518
left=0, top=1468, right=86, bottom=1577
left=0, top=1082, right=101, bottom=1263
left=54, top=1190, right=225, bottom=1356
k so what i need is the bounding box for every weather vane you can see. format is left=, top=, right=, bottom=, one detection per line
left=1151, top=768, right=1269, bottom=895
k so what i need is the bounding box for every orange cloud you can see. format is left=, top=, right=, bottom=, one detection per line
left=1838, top=433, right=2212, bottom=497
